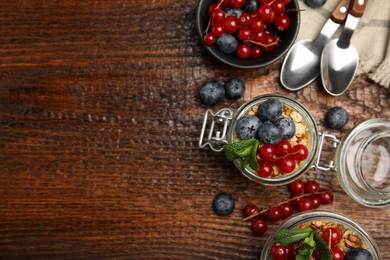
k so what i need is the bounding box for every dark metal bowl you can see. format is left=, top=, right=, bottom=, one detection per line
left=196, top=0, right=300, bottom=69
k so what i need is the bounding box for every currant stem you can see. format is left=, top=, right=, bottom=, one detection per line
left=248, top=38, right=280, bottom=48
left=242, top=191, right=327, bottom=222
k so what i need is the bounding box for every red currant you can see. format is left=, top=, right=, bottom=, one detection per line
left=230, top=0, right=246, bottom=8
left=211, top=8, right=226, bottom=24
left=289, top=179, right=305, bottom=195
left=258, top=144, right=276, bottom=162
left=236, top=43, right=251, bottom=59
left=305, top=180, right=320, bottom=194
left=251, top=218, right=268, bottom=235
left=237, top=27, right=253, bottom=41
left=331, top=247, right=345, bottom=260
left=208, top=3, right=218, bottom=15
left=211, top=24, right=225, bottom=37
left=262, top=33, right=278, bottom=51
left=203, top=34, right=216, bottom=46
left=281, top=0, right=291, bottom=4
left=310, top=195, right=321, bottom=209
left=251, top=45, right=263, bottom=58
left=243, top=203, right=260, bottom=217
left=218, top=0, right=230, bottom=8
left=290, top=144, right=308, bottom=161
left=224, top=16, right=239, bottom=34
left=274, top=139, right=292, bottom=157
left=271, top=0, right=286, bottom=15
left=271, top=244, right=287, bottom=260
left=274, top=15, right=291, bottom=31
left=239, top=12, right=252, bottom=26
left=267, top=206, right=282, bottom=222
left=322, top=227, right=342, bottom=247
left=252, top=31, right=266, bottom=43
left=319, top=189, right=334, bottom=204
left=297, top=197, right=314, bottom=212
left=276, top=156, right=296, bottom=173
left=279, top=202, right=293, bottom=219
left=258, top=160, right=273, bottom=178
left=290, top=193, right=302, bottom=209
left=258, top=5, right=274, bottom=24
left=250, top=17, right=265, bottom=34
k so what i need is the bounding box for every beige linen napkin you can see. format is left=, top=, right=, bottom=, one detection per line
left=296, top=0, right=390, bottom=89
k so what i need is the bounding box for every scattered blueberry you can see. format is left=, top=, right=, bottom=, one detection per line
left=212, top=193, right=235, bottom=216
left=242, top=0, right=259, bottom=13
left=345, top=248, right=373, bottom=260
left=304, top=0, right=327, bottom=8
left=199, top=80, right=225, bottom=106
left=224, top=78, right=245, bottom=100
left=257, top=121, right=283, bottom=145
left=325, top=106, right=349, bottom=129
left=225, top=7, right=244, bottom=18
left=216, top=33, right=238, bottom=54
left=236, top=115, right=262, bottom=140
left=274, top=117, right=296, bottom=139
left=257, top=98, right=283, bottom=122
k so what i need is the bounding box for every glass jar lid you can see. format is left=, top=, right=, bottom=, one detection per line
left=336, top=119, right=390, bottom=207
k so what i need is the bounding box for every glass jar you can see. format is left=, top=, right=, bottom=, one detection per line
left=199, top=94, right=390, bottom=207
left=260, top=210, right=381, bottom=259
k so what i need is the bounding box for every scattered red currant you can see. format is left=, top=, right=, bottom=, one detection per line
left=251, top=218, right=268, bottom=235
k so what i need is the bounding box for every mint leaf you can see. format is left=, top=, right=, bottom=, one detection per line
left=313, top=231, right=332, bottom=260
left=274, top=228, right=312, bottom=245
left=249, top=139, right=260, bottom=170
left=297, top=232, right=316, bottom=259
left=224, top=139, right=259, bottom=170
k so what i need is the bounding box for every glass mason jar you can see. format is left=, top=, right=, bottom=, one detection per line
left=199, top=94, right=390, bottom=207
left=260, top=210, right=381, bottom=259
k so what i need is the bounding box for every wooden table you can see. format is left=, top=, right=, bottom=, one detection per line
left=1, top=1, right=389, bottom=259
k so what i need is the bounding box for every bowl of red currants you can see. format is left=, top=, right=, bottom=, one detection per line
left=196, top=0, right=300, bottom=69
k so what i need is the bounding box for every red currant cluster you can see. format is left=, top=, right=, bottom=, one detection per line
left=243, top=179, right=333, bottom=236
left=257, top=140, right=308, bottom=178
left=204, top=0, right=294, bottom=59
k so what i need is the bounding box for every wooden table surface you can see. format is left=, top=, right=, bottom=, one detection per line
left=1, top=1, right=389, bottom=259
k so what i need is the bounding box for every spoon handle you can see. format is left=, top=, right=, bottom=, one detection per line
left=349, top=0, right=368, bottom=18
left=331, top=0, right=351, bottom=24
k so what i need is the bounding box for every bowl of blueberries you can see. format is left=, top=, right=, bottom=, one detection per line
left=196, top=0, right=300, bottom=69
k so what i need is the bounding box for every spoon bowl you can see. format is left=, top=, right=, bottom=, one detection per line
left=321, top=39, right=359, bottom=96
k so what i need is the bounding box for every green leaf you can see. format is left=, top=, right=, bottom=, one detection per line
left=249, top=139, right=260, bottom=170
left=274, top=228, right=312, bottom=245
left=297, top=232, right=316, bottom=259
left=224, top=139, right=260, bottom=171
left=313, top=231, right=332, bottom=260
left=224, top=139, right=256, bottom=162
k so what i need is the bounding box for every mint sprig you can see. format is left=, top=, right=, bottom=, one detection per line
left=224, top=139, right=260, bottom=170
left=274, top=228, right=332, bottom=260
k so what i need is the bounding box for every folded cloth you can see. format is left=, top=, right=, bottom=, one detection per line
left=296, top=0, right=390, bottom=89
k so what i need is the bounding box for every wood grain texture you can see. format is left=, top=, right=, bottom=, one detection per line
left=0, top=0, right=389, bottom=259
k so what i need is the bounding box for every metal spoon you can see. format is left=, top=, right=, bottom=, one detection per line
left=321, top=0, right=368, bottom=96
left=280, top=0, right=351, bottom=91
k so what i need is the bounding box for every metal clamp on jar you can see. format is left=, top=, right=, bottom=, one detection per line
left=199, top=94, right=390, bottom=208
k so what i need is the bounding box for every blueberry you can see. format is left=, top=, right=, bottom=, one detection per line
left=325, top=106, right=349, bottom=129
left=216, top=33, right=238, bottom=54
left=242, top=0, right=259, bottom=12
left=199, top=80, right=225, bottom=106
left=225, top=7, right=244, bottom=18
left=305, top=0, right=327, bottom=8
left=257, top=121, right=283, bottom=145
left=212, top=193, right=235, bottom=216
left=345, top=248, right=373, bottom=260
left=236, top=115, right=262, bottom=140
left=257, top=98, right=283, bottom=122
left=224, top=78, right=245, bottom=100
left=274, top=117, right=296, bottom=139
